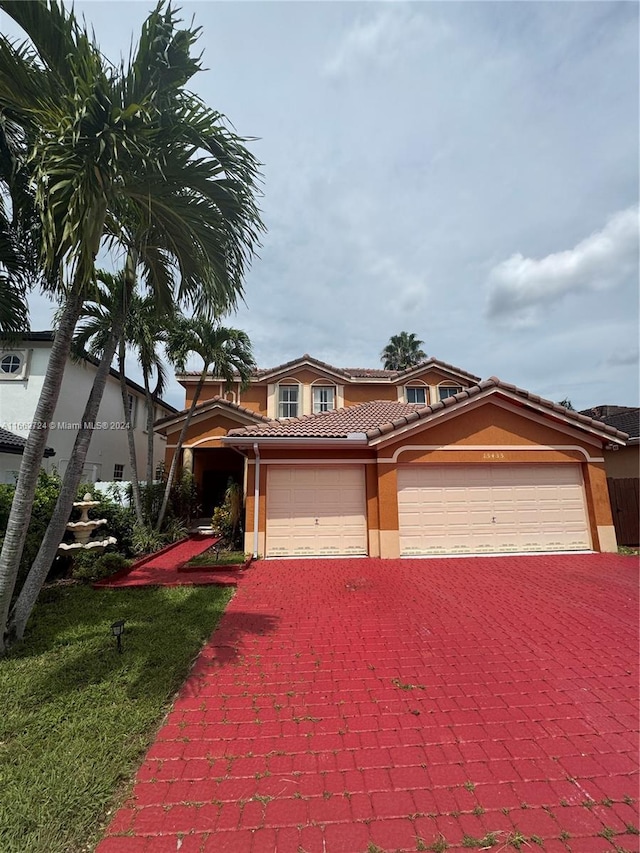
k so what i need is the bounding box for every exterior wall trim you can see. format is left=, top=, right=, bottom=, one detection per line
left=379, top=444, right=605, bottom=463
left=247, top=457, right=377, bottom=465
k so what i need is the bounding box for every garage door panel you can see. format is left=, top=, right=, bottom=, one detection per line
left=266, top=466, right=367, bottom=557
left=398, top=464, right=591, bottom=555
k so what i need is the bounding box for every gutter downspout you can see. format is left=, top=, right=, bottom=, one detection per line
left=253, top=442, right=260, bottom=559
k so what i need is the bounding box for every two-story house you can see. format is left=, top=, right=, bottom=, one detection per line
left=0, top=331, right=176, bottom=485
left=155, top=354, right=626, bottom=559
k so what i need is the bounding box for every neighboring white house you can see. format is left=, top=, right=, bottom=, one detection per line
left=0, top=332, right=176, bottom=485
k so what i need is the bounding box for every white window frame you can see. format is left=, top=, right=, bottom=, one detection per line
left=278, top=384, right=299, bottom=418
left=406, top=386, right=427, bottom=404
left=438, top=384, right=462, bottom=401
left=113, top=463, right=125, bottom=481
left=312, top=385, right=336, bottom=414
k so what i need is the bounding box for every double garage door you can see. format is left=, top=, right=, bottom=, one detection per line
left=266, top=466, right=368, bottom=557
left=398, top=464, right=591, bottom=555
left=265, top=463, right=591, bottom=557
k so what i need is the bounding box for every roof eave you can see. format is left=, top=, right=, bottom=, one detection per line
left=223, top=434, right=368, bottom=448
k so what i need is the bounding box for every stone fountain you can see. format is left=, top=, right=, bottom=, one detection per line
left=58, top=492, right=117, bottom=553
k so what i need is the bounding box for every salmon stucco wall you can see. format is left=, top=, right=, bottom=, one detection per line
left=381, top=401, right=602, bottom=455
left=377, top=463, right=400, bottom=558
left=344, top=385, right=398, bottom=406
left=236, top=385, right=268, bottom=414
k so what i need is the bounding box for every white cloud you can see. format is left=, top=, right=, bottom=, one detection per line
left=322, top=5, right=444, bottom=79
left=486, top=206, right=639, bottom=326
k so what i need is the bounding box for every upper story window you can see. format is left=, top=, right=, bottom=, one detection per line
left=438, top=384, right=462, bottom=401
left=1, top=354, right=21, bottom=374
left=0, top=351, right=28, bottom=381
left=113, top=463, right=125, bottom=481
left=278, top=384, right=299, bottom=418
left=406, top=386, right=427, bottom=404
left=313, top=386, right=335, bottom=413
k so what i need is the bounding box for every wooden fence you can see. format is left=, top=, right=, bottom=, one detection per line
left=607, top=478, right=639, bottom=547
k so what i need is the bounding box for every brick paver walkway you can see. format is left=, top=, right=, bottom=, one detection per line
left=94, top=536, right=241, bottom=588
left=97, top=554, right=639, bottom=853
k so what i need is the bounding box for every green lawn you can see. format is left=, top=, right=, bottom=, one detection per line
left=186, top=548, right=247, bottom=567
left=0, top=582, right=233, bottom=853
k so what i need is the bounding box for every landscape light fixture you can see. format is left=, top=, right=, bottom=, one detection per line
left=110, top=619, right=125, bottom=653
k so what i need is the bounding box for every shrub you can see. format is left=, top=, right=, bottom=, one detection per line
left=168, top=470, right=200, bottom=525
left=71, top=551, right=130, bottom=582
left=211, top=479, right=243, bottom=548
left=163, top=517, right=188, bottom=543
left=1, top=470, right=63, bottom=597
left=131, top=523, right=167, bottom=556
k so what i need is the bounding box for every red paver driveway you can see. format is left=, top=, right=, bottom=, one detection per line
left=98, top=554, right=639, bottom=853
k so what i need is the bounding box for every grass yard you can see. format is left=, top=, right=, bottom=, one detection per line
left=186, top=548, right=247, bottom=567
left=0, top=582, right=233, bottom=853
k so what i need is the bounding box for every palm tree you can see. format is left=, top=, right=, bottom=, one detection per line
left=71, top=270, right=146, bottom=525
left=156, top=316, right=256, bottom=532
left=0, top=2, right=264, bottom=651
left=381, top=332, right=427, bottom=371
left=127, top=294, right=171, bottom=493
left=0, top=115, right=48, bottom=332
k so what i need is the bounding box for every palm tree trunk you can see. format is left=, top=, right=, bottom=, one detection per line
left=119, top=337, right=145, bottom=527
left=155, top=367, right=207, bottom=532
left=0, top=290, right=84, bottom=654
left=144, top=374, right=155, bottom=523
left=7, top=324, right=122, bottom=644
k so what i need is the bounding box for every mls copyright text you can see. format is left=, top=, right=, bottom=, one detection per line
left=1, top=421, right=130, bottom=431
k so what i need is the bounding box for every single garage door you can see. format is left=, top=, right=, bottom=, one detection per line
left=398, top=464, right=591, bottom=555
left=266, top=466, right=368, bottom=557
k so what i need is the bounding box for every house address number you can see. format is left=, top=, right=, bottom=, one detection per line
left=483, top=452, right=506, bottom=460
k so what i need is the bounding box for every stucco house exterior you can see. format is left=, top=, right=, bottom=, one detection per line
left=0, top=332, right=176, bottom=485
left=0, top=425, right=56, bottom=484
left=156, top=354, right=626, bottom=558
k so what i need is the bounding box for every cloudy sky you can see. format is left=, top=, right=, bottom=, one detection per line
left=2, top=1, right=638, bottom=411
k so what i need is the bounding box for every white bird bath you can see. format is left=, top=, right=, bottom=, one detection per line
left=58, top=493, right=117, bottom=553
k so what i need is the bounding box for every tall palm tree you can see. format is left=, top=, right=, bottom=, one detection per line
left=127, top=294, right=171, bottom=492
left=156, top=316, right=256, bottom=532
left=381, top=332, right=427, bottom=371
left=0, top=1, right=264, bottom=652
left=72, top=272, right=172, bottom=521
left=0, top=115, right=48, bottom=332
left=71, top=270, right=147, bottom=525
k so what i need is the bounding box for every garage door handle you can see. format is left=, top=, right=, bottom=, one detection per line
left=492, top=517, right=496, bottom=523
left=315, top=518, right=319, bottom=525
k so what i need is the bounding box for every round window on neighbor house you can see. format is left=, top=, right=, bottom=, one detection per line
left=0, top=354, right=22, bottom=374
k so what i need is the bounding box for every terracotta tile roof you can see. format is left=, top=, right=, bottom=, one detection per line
left=342, top=367, right=398, bottom=378
left=392, top=357, right=481, bottom=382
left=178, top=355, right=480, bottom=383
left=227, top=400, right=426, bottom=439
left=252, top=354, right=350, bottom=379
left=0, top=427, right=55, bottom=456
left=226, top=378, right=629, bottom=443
left=154, top=395, right=273, bottom=428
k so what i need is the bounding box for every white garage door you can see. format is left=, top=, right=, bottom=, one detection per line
left=266, top=466, right=368, bottom=557
left=398, top=464, right=591, bottom=555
